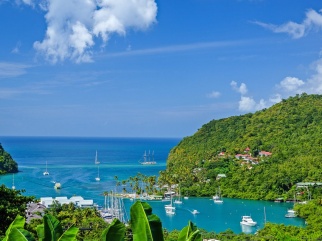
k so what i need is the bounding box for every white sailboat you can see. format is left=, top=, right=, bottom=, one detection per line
left=165, top=193, right=175, bottom=215
left=95, top=151, right=100, bottom=181
left=285, top=193, right=297, bottom=218
left=43, top=161, right=49, bottom=176
left=12, top=174, right=15, bottom=190
left=174, top=186, right=182, bottom=204
left=139, top=150, right=156, bottom=165
left=213, top=186, right=223, bottom=203
left=95, top=150, right=100, bottom=164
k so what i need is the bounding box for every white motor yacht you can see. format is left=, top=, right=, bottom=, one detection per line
left=240, top=216, right=257, bottom=226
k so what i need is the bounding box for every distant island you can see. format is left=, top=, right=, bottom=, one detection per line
left=159, top=93, right=322, bottom=201
left=0, top=143, right=18, bottom=174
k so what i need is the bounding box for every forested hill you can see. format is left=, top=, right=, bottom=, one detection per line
left=0, top=144, right=18, bottom=174
left=160, top=93, right=322, bottom=200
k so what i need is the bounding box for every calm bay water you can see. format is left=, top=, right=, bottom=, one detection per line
left=0, top=136, right=305, bottom=234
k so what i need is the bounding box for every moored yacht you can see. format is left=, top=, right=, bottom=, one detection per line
left=285, top=209, right=297, bottom=218
left=240, top=216, right=257, bottom=226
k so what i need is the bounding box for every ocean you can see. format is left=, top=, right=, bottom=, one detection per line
left=0, top=136, right=305, bottom=234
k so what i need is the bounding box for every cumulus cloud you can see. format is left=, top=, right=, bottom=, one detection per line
left=207, top=91, right=221, bottom=98
left=230, top=81, right=268, bottom=112
left=269, top=94, right=282, bottom=104
left=239, top=96, right=267, bottom=112
left=254, top=9, right=322, bottom=38
left=230, top=81, right=248, bottom=95
left=274, top=57, right=322, bottom=97
left=278, top=76, right=305, bottom=93
left=29, top=0, right=157, bottom=63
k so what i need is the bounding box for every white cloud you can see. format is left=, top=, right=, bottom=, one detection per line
left=207, top=91, right=221, bottom=98
left=238, top=96, right=267, bottom=112
left=269, top=94, right=282, bottom=103
left=274, top=57, right=322, bottom=97
left=230, top=81, right=248, bottom=95
left=278, top=76, right=305, bottom=93
left=254, top=9, right=322, bottom=39
left=31, top=0, right=157, bottom=63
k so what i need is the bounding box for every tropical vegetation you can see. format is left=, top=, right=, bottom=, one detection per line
left=0, top=144, right=18, bottom=174
left=159, top=93, right=322, bottom=201
left=0, top=184, right=35, bottom=237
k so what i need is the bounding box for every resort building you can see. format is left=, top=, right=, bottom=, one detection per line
left=40, top=196, right=94, bottom=208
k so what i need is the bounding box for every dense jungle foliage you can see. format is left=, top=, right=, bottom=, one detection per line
left=0, top=143, right=18, bottom=174
left=159, top=93, right=322, bottom=200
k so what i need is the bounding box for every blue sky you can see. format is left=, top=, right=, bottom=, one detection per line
left=1, top=0, right=322, bottom=138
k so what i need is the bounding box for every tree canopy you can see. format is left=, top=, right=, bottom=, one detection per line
left=0, top=185, right=35, bottom=236
left=0, top=143, right=18, bottom=174
left=160, top=93, right=322, bottom=200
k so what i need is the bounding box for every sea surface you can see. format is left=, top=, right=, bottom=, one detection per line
left=0, top=136, right=305, bottom=234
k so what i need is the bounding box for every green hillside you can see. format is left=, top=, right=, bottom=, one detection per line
left=159, top=93, right=322, bottom=200
left=0, top=144, right=18, bottom=174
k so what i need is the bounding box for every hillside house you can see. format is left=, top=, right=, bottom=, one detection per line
left=259, top=151, right=272, bottom=157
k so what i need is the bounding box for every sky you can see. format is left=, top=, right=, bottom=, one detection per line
left=1, top=0, right=322, bottom=138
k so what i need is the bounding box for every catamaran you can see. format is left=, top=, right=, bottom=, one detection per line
left=139, top=150, right=156, bottom=165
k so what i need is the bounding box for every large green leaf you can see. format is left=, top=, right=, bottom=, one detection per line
left=43, top=214, right=64, bottom=241
left=7, top=228, right=35, bottom=241
left=177, top=221, right=201, bottom=241
left=36, top=224, right=45, bottom=241
left=57, top=226, right=79, bottom=241
left=5, top=215, right=25, bottom=237
left=100, top=218, right=125, bottom=241
left=130, top=201, right=164, bottom=241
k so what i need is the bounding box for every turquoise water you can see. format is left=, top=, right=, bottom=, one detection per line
left=0, top=136, right=305, bottom=234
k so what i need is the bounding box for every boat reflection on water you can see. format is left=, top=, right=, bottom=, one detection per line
left=240, top=224, right=255, bottom=234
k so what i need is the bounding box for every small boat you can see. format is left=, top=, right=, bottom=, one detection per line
left=12, top=174, right=15, bottom=190
left=174, top=186, right=182, bottom=204
left=166, top=209, right=175, bottom=215
left=94, top=151, right=100, bottom=181
left=54, top=182, right=61, bottom=189
left=94, top=150, right=100, bottom=164
left=191, top=209, right=199, bottom=215
left=165, top=194, right=175, bottom=214
left=184, top=196, right=189, bottom=200
left=285, top=209, right=297, bottom=218
left=138, top=150, right=157, bottom=165
left=213, top=186, right=223, bottom=203
left=43, top=161, right=49, bottom=176
left=240, top=216, right=257, bottom=226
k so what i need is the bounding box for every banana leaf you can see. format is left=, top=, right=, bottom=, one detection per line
left=177, top=221, right=201, bottom=241
left=6, top=228, right=35, bottom=241
left=130, top=201, right=164, bottom=241
left=57, top=226, right=79, bottom=241
left=4, top=215, right=25, bottom=237
left=36, top=224, right=45, bottom=241
left=43, top=214, right=64, bottom=241
left=100, top=218, right=125, bottom=241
